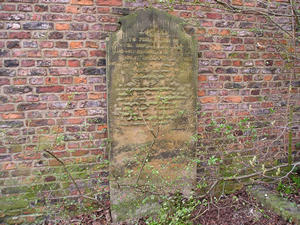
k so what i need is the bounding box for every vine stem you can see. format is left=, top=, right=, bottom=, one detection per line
left=44, top=150, right=105, bottom=207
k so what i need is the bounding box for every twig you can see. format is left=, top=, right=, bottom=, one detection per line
left=44, top=149, right=82, bottom=196
left=223, top=161, right=300, bottom=181
left=44, top=150, right=105, bottom=208
left=135, top=140, right=155, bottom=184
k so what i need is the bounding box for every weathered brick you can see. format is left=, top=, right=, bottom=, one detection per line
left=74, top=14, right=96, bottom=22
left=42, top=14, right=72, bottom=21
left=206, top=13, right=222, bottom=19
left=60, top=50, right=88, bottom=57
left=66, top=32, right=86, bottom=40
left=23, top=41, right=38, bottom=48
left=244, top=96, right=261, bottom=102
left=0, top=50, right=10, bottom=57
left=7, top=41, right=20, bottom=49
left=55, top=41, right=68, bottom=48
left=50, top=5, right=65, bottom=13
left=0, top=104, right=14, bottom=112
left=224, top=83, right=245, bottom=89
left=112, top=7, right=130, bottom=15
left=83, top=67, right=106, bottom=75
left=8, top=32, right=31, bottom=39
left=13, top=78, right=27, bottom=85
left=87, top=117, right=106, bottom=124
left=4, top=86, right=32, bottom=94
left=0, top=121, right=23, bottom=128
left=34, top=5, right=48, bottom=12
left=28, top=119, right=55, bottom=127
left=97, top=59, right=106, bottom=66
left=17, top=103, right=47, bottom=111
left=48, top=32, right=64, bottom=39
left=0, top=13, right=25, bottom=21
left=70, top=23, right=88, bottom=31
left=45, top=77, right=58, bottom=85
left=0, top=78, right=10, bottom=86
left=36, top=86, right=64, bottom=93
left=52, top=59, right=66, bottom=66
left=23, top=22, right=53, bottom=30
left=4, top=59, right=19, bottom=67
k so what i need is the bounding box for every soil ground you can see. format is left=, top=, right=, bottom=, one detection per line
left=61, top=187, right=295, bottom=225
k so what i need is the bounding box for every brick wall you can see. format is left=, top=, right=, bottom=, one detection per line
left=0, top=0, right=299, bottom=223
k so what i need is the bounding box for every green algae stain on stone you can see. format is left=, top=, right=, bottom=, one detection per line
left=107, top=8, right=197, bottom=222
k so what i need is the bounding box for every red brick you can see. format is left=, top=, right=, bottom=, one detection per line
left=206, top=13, right=222, bottom=20
left=21, top=60, right=35, bottom=67
left=71, top=0, right=93, bottom=5
left=60, top=77, right=73, bottom=84
left=83, top=59, right=97, bottom=66
left=66, top=6, right=79, bottom=14
left=97, top=124, right=107, bottom=131
left=68, top=60, right=80, bottom=67
left=86, top=41, right=98, bottom=48
left=232, top=0, right=243, bottom=5
left=223, top=96, right=242, bottom=103
left=9, top=32, right=30, bottom=39
left=198, top=75, right=207, bottom=81
left=40, top=41, right=54, bottom=48
left=45, top=77, right=58, bottom=85
left=0, top=78, right=10, bottom=86
left=29, top=119, right=55, bottom=127
left=2, top=5, right=16, bottom=11
left=0, top=104, right=14, bottom=112
left=244, top=96, right=260, bottom=102
left=90, top=50, right=106, bottom=57
left=70, top=41, right=83, bottom=49
left=55, top=23, right=70, bottom=31
left=97, top=7, right=110, bottom=13
left=72, top=150, right=89, bottom=156
left=233, top=75, right=242, bottom=82
left=264, top=75, right=273, bottom=81
left=200, top=96, right=218, bottom=103
left=52, top=60, right=66, bottom=67
left=88, top=93, right=103, bottom=99
left=44, top=50, right=58, bottom=57
left=13, top=78, right=26, bottom=85
left=2, top=113, right=24, bottom=119
left=96, top=0, right=122, bottom=6
left=74, top=77, right=87, bottom=84
left=74, top=109, right=87, bottom=116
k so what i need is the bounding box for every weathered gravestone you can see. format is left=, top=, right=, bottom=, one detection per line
left=107, top=8, right=197, bottom=222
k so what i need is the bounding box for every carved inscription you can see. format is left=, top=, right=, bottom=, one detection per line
left=107, top=8, right=197, bottom=222
left=114, top=28, right=192, bottom=127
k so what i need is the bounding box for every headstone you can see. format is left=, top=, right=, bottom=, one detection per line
left=107, top=8, right=197, bottom=222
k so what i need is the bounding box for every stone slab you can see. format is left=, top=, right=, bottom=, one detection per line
left=107, top=8, right=197, bottom=222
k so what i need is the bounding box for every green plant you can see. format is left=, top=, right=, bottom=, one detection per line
left=208, top=156, right=222, bottom=166
left=277, top=181, right=294, bottom=195
left=146, top=193, right=198, bottom=225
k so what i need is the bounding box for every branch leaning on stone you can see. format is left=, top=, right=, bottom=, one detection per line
left=198, top=161, right=300, bottom=199
left=135, top=108, right=160, bottom=184
left=44, top=149, right=105, bottom=207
